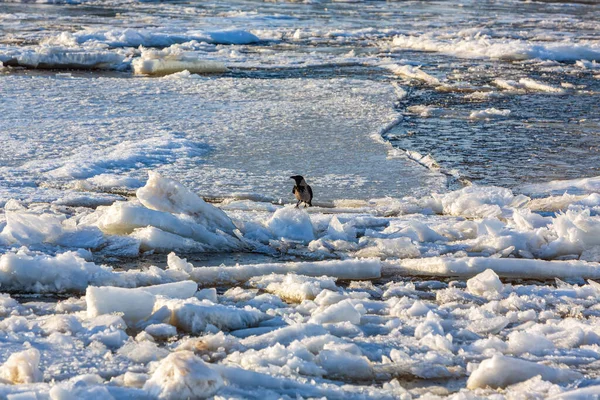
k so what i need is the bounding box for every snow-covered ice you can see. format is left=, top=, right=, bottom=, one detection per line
left=0, top=349, right=42, bottom=385
left=469, top=108, right=511, bottom=120
left=390, top=33, right=600, bottom=62
left=144, top=351, right=223, bottom=400
left=467, top=354, right=583, bottom=389
left=1, top=0, right=600, bottom=398
left=494, top=78, right=565, bottom=94
left=132, top=47, right=227, bottom=76
left=2, top=173, right=600, bottom=397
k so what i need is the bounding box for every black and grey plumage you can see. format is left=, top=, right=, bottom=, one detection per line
left=290, top=175, right=313, bottom=208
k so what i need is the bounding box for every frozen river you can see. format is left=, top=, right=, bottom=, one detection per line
left=1, top=0, right=600, bottom=399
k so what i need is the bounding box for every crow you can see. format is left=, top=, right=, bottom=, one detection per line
left=290, top=175, right=313, bottom=208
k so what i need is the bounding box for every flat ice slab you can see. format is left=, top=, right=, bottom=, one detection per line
left=388, top=257, right=600, bottom=280
left=0, top=75, right=445, bottom=205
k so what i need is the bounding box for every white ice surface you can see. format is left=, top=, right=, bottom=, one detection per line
left=467, top=269, right=504, bottom=296
left=0, top=74, right=446, bottom=205
left=2, top=239, right=600, bottom=398
left=266, top=206, right=315, bottom=243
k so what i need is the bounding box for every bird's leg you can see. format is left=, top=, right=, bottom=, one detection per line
left=304, top=203, right=307, bottom=208
left=296, top=201, right=300, bottom=208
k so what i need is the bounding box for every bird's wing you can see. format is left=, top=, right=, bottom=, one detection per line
left=308, top=185, right=313, bottom=201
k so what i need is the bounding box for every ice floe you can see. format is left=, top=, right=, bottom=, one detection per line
left=391, top=257, right=600, bottom=279
left=57, top=28, right=260, bottom=48
left=469, top=108, right=511, bottom=120
left=0, top=46, right=128, bottom=70
left=144, top=351, right=223, bottom=400
left=467, top=354, right=583, bottom=389
left=519, top=175, right=600, bottom=197
left=132, top=47, right=227, bottom=76
left=385, top=64, right=441, bottom=86
left=390, top=33, right=600, bottom=62
left=494, top=78, right=565, bottom=93
left=181, top=257, right=382, bottom=286
left=0, top=349, right=42, bottom=385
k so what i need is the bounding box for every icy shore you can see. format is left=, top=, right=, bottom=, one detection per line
left=1, top=172, right=600, bottom=398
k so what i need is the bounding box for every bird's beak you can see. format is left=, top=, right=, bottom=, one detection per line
left=289, top=176, right=294, bottom=179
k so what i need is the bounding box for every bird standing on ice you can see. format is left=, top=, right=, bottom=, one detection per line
left=290, top=175, right=313, bottom=208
